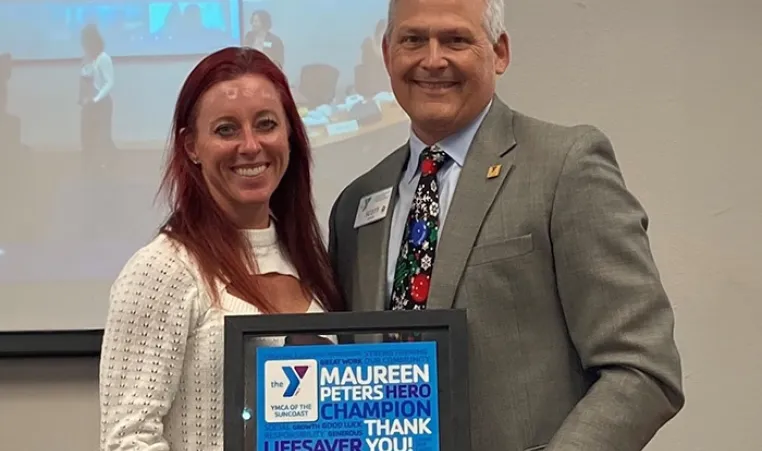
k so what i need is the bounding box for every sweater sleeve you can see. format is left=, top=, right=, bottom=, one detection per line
left=99, top=240, right=199, bottom=451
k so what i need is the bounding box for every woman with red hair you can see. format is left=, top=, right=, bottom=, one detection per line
left=98, top=47, right=343, bottom=450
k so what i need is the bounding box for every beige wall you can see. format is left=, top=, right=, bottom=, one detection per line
left=1, top=0, right=760, bottom=449
left=0, top=358, right=99, bottom=450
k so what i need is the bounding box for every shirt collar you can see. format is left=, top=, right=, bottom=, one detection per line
left=405, top=99, right=493, bottom=182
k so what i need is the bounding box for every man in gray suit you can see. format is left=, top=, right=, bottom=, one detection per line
left=328, top=0, right=685, bottom=450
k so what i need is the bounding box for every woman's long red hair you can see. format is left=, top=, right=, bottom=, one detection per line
left=158, top=47, right=343, bottom=313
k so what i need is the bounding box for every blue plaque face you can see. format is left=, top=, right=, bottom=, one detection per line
left=255, top=341, right=440, bottom=451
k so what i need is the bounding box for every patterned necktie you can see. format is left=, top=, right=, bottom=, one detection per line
left=390, top=146, right=449, bottom=312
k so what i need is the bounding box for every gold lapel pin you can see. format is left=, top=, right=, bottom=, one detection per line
left=487, top=164, right=502, bottom=179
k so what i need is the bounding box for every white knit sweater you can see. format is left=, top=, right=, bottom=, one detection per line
left=99, top=224, right=326, bottom=451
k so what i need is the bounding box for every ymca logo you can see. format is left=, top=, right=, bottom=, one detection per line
left=282, top=365, right=310, bottom=397
left=263, top=358, right=319, bottom=423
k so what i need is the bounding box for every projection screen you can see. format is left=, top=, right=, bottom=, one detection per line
left=0, top=0, right=411, bottom=352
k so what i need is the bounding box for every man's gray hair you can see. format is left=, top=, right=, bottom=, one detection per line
left=384, top=0, right=505, bottom=43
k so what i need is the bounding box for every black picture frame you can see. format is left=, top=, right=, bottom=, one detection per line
left=0, top=329, right=103, bottom=358
left=224, top=309, right=470, bottom=451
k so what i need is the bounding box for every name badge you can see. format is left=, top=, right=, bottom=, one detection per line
left=264, top=41, right=273, bottom=48
left=353, top=187, right=393, bottom=228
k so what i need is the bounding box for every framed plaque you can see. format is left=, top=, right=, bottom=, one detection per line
left=224, top=309, right=470, bottom=451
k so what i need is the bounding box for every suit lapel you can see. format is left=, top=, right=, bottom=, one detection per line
left=353, top=147, right=409, bottom=313
left=428, top=99, right=518, bottom=309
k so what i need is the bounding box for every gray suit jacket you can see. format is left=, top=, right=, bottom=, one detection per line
left=327, top=97, right=684, bottom=451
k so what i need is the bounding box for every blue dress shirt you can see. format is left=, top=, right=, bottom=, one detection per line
left=385, top=101, right=492, bottom=302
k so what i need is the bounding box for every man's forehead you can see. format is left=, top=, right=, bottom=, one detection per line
left=394, top=0, right=483, bottom=18
left=392, top=1, right=484, bottom=33
left=397, top=0, right=478, bottom=9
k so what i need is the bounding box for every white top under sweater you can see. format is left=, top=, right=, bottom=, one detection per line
left=81, top=51, right=115, bottom=103
left=99, top=224, right=326, bottom=451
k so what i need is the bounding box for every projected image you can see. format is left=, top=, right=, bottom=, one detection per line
left=3, top=0, right=405, bottom=153
left=0, top=0, right=411, bottom=332
left=0, top=0, right=241, bottom=60
left=239, top=0, right=407, bottom=150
